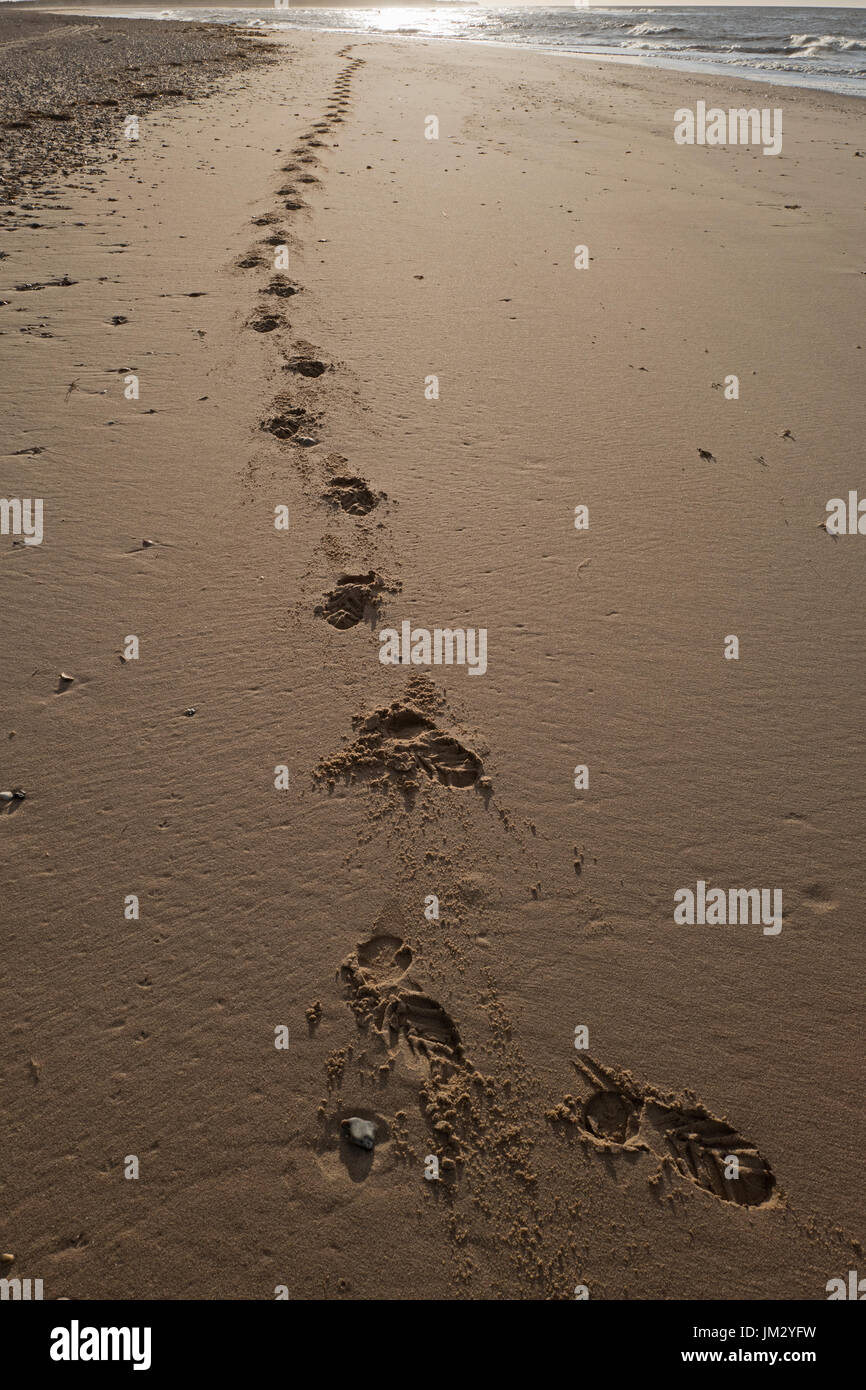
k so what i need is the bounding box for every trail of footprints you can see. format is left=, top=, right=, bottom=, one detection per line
left=239, top=50, right=778, bottom=1260
left=338, top=931, right=470, bottom=1183
left=333, top=921, right=775, bottom=1210
left=239, top=49, right=389, bottom=628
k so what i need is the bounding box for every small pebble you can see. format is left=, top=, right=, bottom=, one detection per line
left=341, top=1117, right=376, bottom=1151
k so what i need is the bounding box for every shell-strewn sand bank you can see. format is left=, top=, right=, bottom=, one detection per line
left=1, top=19, right=863, bottom=1299
left=0, top=10, right=278, bottom=192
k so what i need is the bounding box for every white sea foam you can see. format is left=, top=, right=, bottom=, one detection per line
left=41, top=6, right=866, bottom=99
left=626, top=22, right=680, bottom=37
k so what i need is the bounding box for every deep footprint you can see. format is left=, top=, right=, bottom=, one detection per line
left=261, top=407, right=318, bottom=441
left=569, top=1055, right=776, bottom=1207
left=248, top=312, right=283, bottom=333
left=340, top=934, right=463, bottom=1067
left=335, top=925, right=478, bottom=1181
left=316, top=570, right=396, bottom=630
left=264, top=277, right=301, bottom=299
left=315, top=679, right=484, bottom=793
left=284, top=355, right=327, bottom=377
left=322, top=475, right=383, bottom=516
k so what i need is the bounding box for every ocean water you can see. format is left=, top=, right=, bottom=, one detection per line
left=21, top=6, right=866, bottom=97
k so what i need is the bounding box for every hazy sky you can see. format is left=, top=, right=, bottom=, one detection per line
left=467, top=2, right=866, bottom=8
left=349, top=2, right=866, bottom=9
left=558, top=3, right=866, bottom=8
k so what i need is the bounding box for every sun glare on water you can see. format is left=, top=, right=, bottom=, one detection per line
left=359, top=6, right=471, bottom=38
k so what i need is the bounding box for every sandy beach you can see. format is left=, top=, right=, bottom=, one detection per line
left=1, top=6, right=864, bottom=1301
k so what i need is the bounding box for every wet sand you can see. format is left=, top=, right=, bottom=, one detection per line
left=1, top=12, right=864, bottom=1299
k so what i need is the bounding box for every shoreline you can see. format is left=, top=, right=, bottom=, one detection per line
left=1, top=17, right=864, bottom=1299
left=12, top=2, right=866, bottom=101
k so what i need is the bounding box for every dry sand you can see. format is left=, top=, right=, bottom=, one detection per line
left=1, top=10, right=864, bottom=1300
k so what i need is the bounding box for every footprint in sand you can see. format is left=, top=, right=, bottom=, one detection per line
left=564, top=1055, right=776, bottom=1208
left=263, top=277, right=301, bottom=299
left=356, top=932, right=414, bottom=980
left=284, top=355, right=327, bottom=378
left=315, top=570, right=398, bottom=631
left=247, top=312, right=283, bottom=334
left=334, top=927, right=490, bottom=1184
left=315, top=680, right=485, bottom=793
left=261, top=406, right=318, bottom=442
left=322, top=475, right=384, bottom=516
left=340, top=933, right=464, bottom=1068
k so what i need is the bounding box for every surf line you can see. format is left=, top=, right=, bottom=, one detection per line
left=378, top=621, right=488, bottom=676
